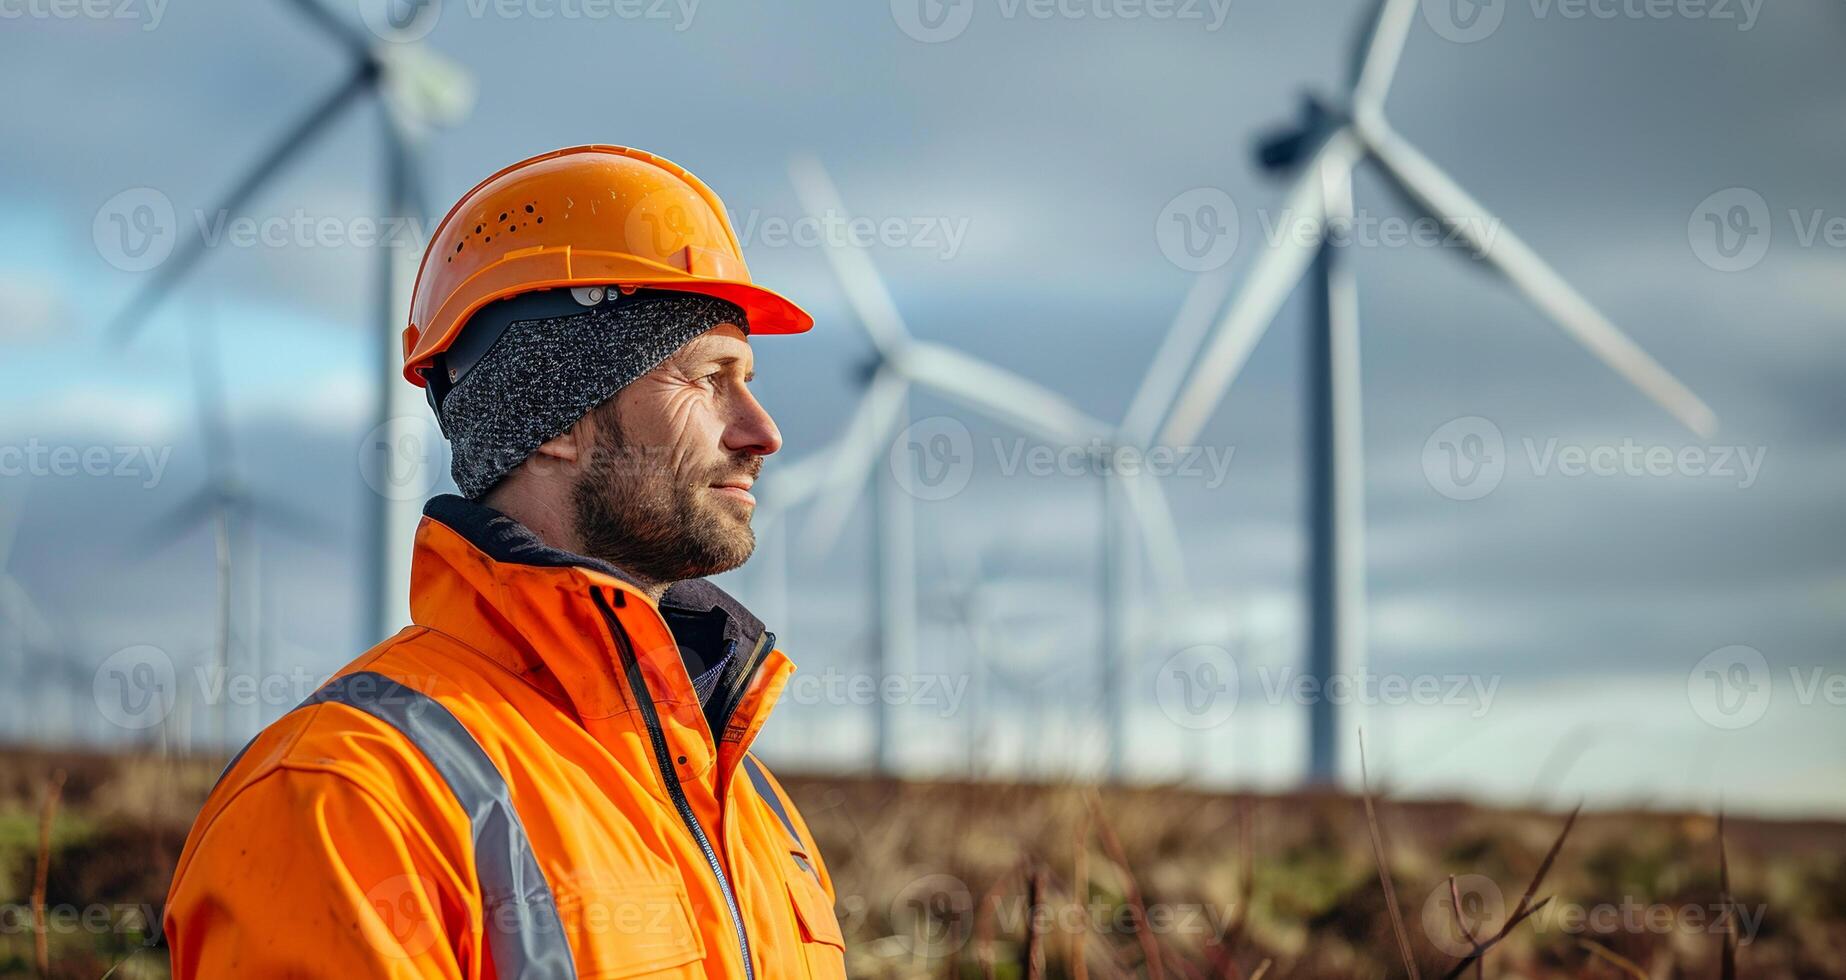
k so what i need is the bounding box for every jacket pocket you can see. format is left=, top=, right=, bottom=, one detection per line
left=785, top=855, right=846, bottom=978
left=554, top=879, right=705, bottom=979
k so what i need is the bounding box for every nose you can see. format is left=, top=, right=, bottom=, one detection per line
left=724, top=382, right=782, bottom=458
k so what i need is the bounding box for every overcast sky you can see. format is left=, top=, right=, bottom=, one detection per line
left=1, top=0, right=1842, bottom=816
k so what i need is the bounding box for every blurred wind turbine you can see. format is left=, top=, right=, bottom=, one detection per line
left=1155, top=0, right=1717, bottom=785
left=788, top=157, right=1218, bottom=779
left=104, top=0, right=474, bottom=651
left=0, top=481, right=58, bottom=742
left=138, top=296, right=324, bottom=748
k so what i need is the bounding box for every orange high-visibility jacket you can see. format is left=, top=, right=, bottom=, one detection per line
left=165, top=495, right=847, bottom=979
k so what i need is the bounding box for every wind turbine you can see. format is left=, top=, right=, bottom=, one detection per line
left=788, top=157, right=1223, bottom=779
left=1156, top=0, right=1717, bottom=785
left=138, top=295, right=323, bottom=749
left=0, top=481, right=58, bottom=744
left=104, top=0, right=473, bottom=652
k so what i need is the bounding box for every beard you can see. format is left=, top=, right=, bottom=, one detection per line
left=571, top=401, right=761, bottom=585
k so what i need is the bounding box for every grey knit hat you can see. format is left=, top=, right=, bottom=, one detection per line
left=436, top=289, right=748, bottom=498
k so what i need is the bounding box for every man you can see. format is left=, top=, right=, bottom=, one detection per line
left=165, top=146, right=847, bottom=979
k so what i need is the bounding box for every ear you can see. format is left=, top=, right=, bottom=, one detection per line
left=531, top=425, right=583, bottom=464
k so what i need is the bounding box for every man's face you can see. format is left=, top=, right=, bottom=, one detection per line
left=570, top=324, right=781, bottom=584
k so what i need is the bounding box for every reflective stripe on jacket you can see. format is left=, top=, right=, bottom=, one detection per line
left=164, top=494, right=847, bottom=979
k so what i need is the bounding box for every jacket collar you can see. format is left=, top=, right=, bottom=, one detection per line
left=411, top=494, right=777, bottom=730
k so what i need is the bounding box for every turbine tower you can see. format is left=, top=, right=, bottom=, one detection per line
left=1157, top=0, right=1717, bottom=784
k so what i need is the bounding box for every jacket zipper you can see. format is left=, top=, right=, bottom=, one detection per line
left=710, top=630, right=775, bottom=742
left=591, top=588, right=755, bottom=980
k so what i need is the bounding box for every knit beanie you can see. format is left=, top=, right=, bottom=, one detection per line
left=438, top=289, right=748, bottom=498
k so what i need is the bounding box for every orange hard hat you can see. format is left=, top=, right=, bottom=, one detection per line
left=402, top=145, right=811, bottom=387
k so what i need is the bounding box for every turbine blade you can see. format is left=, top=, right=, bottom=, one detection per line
left=1352, top=0, right=1422, bottom=107
left=1116, top=472, right=1189, bottom=599
left=787, top=156, right=910, bottom=356
left=902, top=341, right=1107, bottom=445
left=1158, top=132, right=1362, bottom=448
left=1356, top=114, right=1718, bottom=436
left=107, top=63, right=376, bottom=345
left=1121, top=268, right=1238, bottom=447
left=137, top=493, right=217, bottom=555
left=276, top=0, right=374, bottom=57
left=800, top=368, right=910, bottom=557
left=247, top=491, right=331, bottom=545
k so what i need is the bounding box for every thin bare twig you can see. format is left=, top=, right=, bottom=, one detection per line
left=1438, top=804, right=1581, bottom=980
left=1578, top=938, right=1649, bottom=980
left=1088, top=790, right=1167, bottom=980
left=1717, top=811, right=1737, bottom=980
left=1446, top=875, right=1484, bottom=980
left=32, top=769, right=67, bottom=979
left=1359, top=732, right=1421, bottom=980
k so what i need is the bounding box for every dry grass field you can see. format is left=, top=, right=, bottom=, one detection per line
left=1, top=748, right=1841, bottom=978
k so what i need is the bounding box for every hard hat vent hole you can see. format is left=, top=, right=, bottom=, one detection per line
left=525, top=204, right=535, bottom=213
left=474, top=224, right=483, bottom=234
left=499, top=212, right=508, bottom=222
left=536, top=216, right=543, bottom=224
